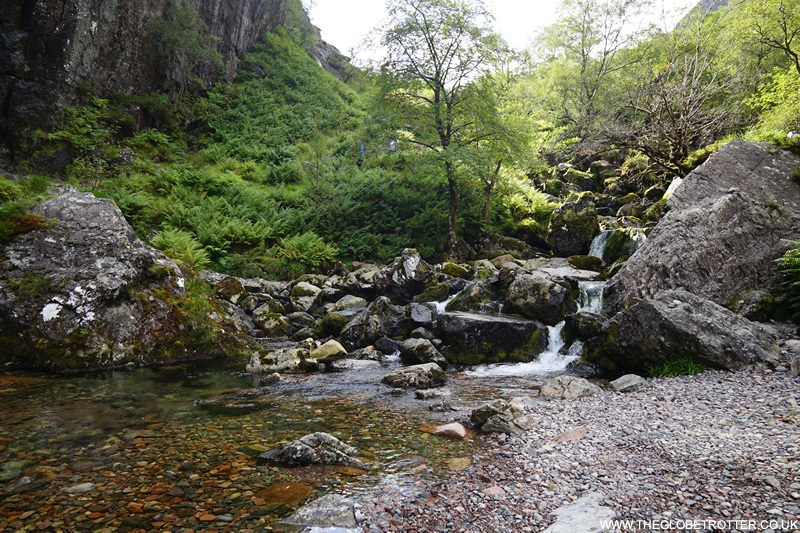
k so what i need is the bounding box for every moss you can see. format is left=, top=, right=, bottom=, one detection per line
left=442, top=262, right=469, bottom=279
left=6, top=273, right=52, bottom=299
left=445, top=329, right=543, bottom=366
left=147, top=262, right=174, bottom=280
left=315, top=312, right=351, bottom=337
left=568, top=255, right=605, bottom=273
left=413, top=283, right=451, bottom=303
left=291, top=283, right=320, bottom=298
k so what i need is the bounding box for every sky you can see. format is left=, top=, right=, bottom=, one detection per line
left=308, top=0, right=698, bottom=65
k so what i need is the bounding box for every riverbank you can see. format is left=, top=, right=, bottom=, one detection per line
left=358, top=369, right=800, bottom=532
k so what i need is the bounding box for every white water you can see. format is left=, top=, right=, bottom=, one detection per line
left=466, top=320, right=578, bottom=377
left=431, top=281, right=474, bottom=314
left=588, top=230, right=613, bottom=261
left=577, top=280, right=606, bottom=315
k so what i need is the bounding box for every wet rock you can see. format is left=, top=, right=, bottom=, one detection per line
left=259, top=432, right=366, bottom=469
left=280, top=494, right=359, bottom=530
left=64, top=482, right=95, bottom=494
left=605, top=141, right=800, bottom=316
left=415, top=388, right=451, bottom=400
left=505, top=272, right=575, bottom=326
left=437, top=311, right=546, bottom=366
left=246, top=340, right=318, bottom=374
left=446, top=281, right=500, bottom=313
left=381, top=363, right=446, bottom=389
left=541, top=375, right=602, bottom=400
left=310, top=339, right=347, bottom=360
left=542, top=492, right=615, bottom=533
left=0, top=191, right=251, bottom=370
left=4, top=476, right=46, bottom=494
left=433, top=422, right=467, bottom=440
left=409, top=303, right=435, bottom=326
left=398, top=338, right=449, bottom=368
left=610, top=374, right=647, bottom=392
left=339, top=297, right=411, bottom=350
left=470, top=398, right=534, bottom=435
left=590, top=290, right=780, bottom=373
left=373, top=248, right=434, bottom=305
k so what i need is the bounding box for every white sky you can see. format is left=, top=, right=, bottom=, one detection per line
left=308, top=0, right=698, bottom=64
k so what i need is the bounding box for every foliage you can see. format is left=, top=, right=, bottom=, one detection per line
left=46, top=97, right=115, bottom=153
left=150, top=228, right=211, bottom=271
left=777, top=240, right=800, bottom=313
left=744, top=67, right=800, bottom=133
left=648, top=356, right=707, bottom=377
left=266, top=232, right=338, bottom=279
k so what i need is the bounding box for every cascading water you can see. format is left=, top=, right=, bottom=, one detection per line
left=588, top=230, right=613, bottom=261
left=577, top=280, right=606, bottom=315
left=431, top=281, right=474, bottom=314
left=466, top=320, right=578, bottom=377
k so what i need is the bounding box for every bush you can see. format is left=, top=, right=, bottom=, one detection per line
left=151, top=228, right=211, bottom=271
left=266, top=232, right=338, bottom=279
left=777, top=240, right=800, bottom=315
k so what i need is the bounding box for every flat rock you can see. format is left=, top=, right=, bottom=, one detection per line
left=381, top=363, right=446, bottom=389
left=542, top=492, right=616, bottom=532
left=279, top=494, right=358, bottom=530
left=64, top=482, right=96, bottom=494
left=541, top=376, right=602, bottom=400
left=610, top=374, right=647, bottom=392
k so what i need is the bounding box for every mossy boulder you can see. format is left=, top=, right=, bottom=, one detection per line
left=546, top=200, right=600, bottom=257
left=442, top=262, right=470, bottom=279
left=373, top=248, right=434, bottom=305
left=315, top=311, right=353, bottom=338
left=568, top=255, right=605, bottom=273
left=505, top=272, right=576, bottom=326
left=446, top=281, right=500, bottom=313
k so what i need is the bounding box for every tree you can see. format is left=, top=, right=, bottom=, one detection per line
left=744, top=0, right=800, bottom=75
left=602, top=7, right=741, bottom=174
left=535, top=0, right=654, bottom=138
left=376, top=0, right=506, bottom=257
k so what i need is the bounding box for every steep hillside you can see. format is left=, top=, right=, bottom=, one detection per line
left=0, top=0, right=284, bottom=150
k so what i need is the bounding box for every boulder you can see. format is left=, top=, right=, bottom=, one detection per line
left=470, top=398, right=534, bottom=435
left=373, top=248, right=434, bottom=304
left=541, top=376, right=602, bottom=400
left=589, top=290, right=780, bottom=373
left=259, top=432, right=366, bottom=469
left=279, top=494, right=358, bottom=531
left=609, top=374, right=647, bottom=392
left=0, top=191, right=251, bottom=370
left=409, top=303, right=435, bottom=327
left=604, top=141, right=800, bottom=316
left=290, top=282, right=323, bottom=313
left=398, top=338, right=448, bottom=368
left=309, top=339, right=347, bottom=360
left=381, top=363, right=446, bottom=389
left=505, top=272, right=575, bottom=325
left=546, top=199, right=600, bottom=257
left=542, top=493, right=616, bottom=533
left=446, top=281, right=500, bottom=314
left=433, top=422, right=467, bottom=440
left=246, top=340, right=318, bottom=374
left=329, top=294, right=367, bottom=313
left=437, top=311, right=546, bottom=366
left=338, top=297, right=411, bottom=350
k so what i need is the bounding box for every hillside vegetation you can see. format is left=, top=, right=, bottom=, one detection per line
left=1, top=0, right=799, bottom=284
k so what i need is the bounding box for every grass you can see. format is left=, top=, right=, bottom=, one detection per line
left=648, top=356, right=707, bottom=378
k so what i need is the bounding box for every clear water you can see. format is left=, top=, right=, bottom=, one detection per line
left=577, top=280, right=607, bottom=315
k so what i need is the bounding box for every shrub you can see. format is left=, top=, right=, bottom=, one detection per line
left=777, top=240, right=800, bottom=315
left=266, top=232, right=338, bottom=279
left=151, top=228, right=211, bottom=271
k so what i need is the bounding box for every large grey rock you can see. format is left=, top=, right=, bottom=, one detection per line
left=259, top=432, right=366, bottom=469
left=381, top=363, right=446, bottom=389
left=470, top=398, right=534, bottom=435
left=246, top=339, right=317, bottom=374
left=437, top=311, right=547, bottom=365
left=373, top=248, right=434, bottom=304
left=505, top=272, right=575, bottom=325
left=290, top=282, right=323, bottom=313
left=445, top=280, right=500, bottom=313
left=546, top=199, right=600, bottom=257
left=610, top=374, right=647, bottom=392
left=605, top=141, right=800, bottom=316
left=541, top=376, right=602, bottom=400
left=542, top=492, right=616, bottom=533
left=590, top=290, right=780, bottom=373
left=0, top=191, right=250, bottom=370
left=398, top=338, right=449, bottom=368
left=338, top=297, right=411, bottom=350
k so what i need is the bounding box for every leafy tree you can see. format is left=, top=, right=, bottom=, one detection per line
left=375, top=0, right=507, bottom=258
left=739, top=0, right=800, bottom=75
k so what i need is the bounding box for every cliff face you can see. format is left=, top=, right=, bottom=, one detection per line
left=0, top=0, right=285, bottom=149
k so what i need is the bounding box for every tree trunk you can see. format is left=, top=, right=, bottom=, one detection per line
left=482, top=181, right=494, bottom=228
left=445, top=161, right=459, bottom=257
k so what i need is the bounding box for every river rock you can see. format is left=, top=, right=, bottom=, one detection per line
left=470, top=398, right=534, bottom=435
left=290, top=282, right=323, bottom=313
left=246, top=340, right=317, bottom=373
left=604, top=141, right=800, bottom=316
left=309, top=339, right=347, bottom=360
left=610, top=374, right=647, bottom=392
left=505, top=272, right=575, bottom=325
left=546, top=199, right=600, bottom=257
left=259, top=432, right=366, bottom=469
left=338, top=297, right=411, bottom=350
left=409, top=303, right=435, bottom=326
left=0, top=191, right=251, bottom=370
left=437, top=311, right=547, bottom=365
left=541, top=375, right=602, bottom=400
left=329, top=294, right=367, bottom=312
left=373, top=248, right=434, bottom=304
left=381, top=363, right=446, bottom=389
left=542, top=492, right=616, bottom=533
left=398, top=338, right=449, bottom=368
left=279, top=494, right=358, bottom=530
left=445, top=280, right=500, bottom=313
left=590, top=290, right=780, bottom=373
left=433, top=422, right=467, bottom=440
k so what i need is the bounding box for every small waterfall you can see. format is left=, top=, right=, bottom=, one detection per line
left=431, top=281, right=474, bottom=314
left=577, top=280, right=606, bottom=315
left=466, top=321, right=576, bottom=377
left=629, top=228, right=647, bottom=254
left=589, top=230, right=613, bottom=261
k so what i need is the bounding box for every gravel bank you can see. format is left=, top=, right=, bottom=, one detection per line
left=357, top=370, right=800, bottom=532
